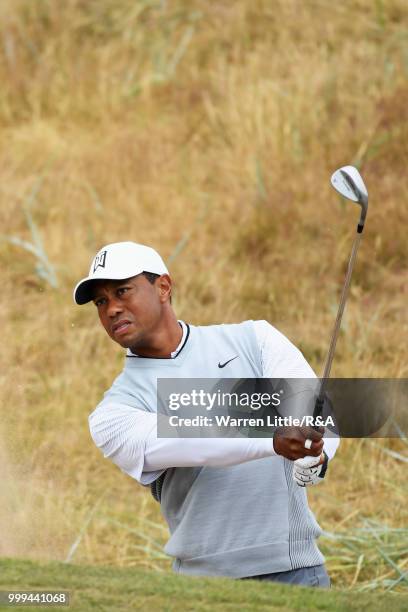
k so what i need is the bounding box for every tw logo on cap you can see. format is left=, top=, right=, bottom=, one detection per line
left=93, top=250, right=107, bottom=273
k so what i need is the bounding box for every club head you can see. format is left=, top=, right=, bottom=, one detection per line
left=331, top=165, right=368, bottom=230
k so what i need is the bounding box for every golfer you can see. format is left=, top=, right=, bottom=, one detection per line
left=74, top=241, right=339, bottom=587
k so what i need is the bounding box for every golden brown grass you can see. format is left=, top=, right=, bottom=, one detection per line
left=0, top=0, right=407, bottom=593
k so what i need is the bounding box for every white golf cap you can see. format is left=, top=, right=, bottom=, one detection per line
left=73, top=241, right=169, bottom=305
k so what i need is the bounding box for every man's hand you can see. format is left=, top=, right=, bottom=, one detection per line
left=292, top=452, right=328, bottom=487
left=273, top=426, right=324, bottom=461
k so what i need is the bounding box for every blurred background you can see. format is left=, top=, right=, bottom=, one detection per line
left=0, top=0, right=407, bottom=592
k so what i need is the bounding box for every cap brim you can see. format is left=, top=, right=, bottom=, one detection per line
left=73, top=277, right=103, bottom=305
left=73, top=276, right=131, bottom=305
left=73, top=271, right=149, bottom=305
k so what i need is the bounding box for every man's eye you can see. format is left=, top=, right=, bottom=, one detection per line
left=94, top=299, right=105, bottom=307
left=117, top=287, right=129, bottom=296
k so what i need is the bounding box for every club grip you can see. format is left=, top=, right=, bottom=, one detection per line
left=313, top=396, right=325, bottom=431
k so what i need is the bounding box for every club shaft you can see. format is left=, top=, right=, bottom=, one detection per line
left=317, top=230, right=363, bottom=405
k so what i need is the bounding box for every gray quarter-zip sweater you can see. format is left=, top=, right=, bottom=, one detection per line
left=90, top=321, right=326, bottom=577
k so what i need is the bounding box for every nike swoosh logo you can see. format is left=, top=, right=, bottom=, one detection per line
left=218, top=355, right=239, bottom=368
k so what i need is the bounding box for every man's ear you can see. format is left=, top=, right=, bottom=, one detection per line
left=157, top=274, right=172, bottom=303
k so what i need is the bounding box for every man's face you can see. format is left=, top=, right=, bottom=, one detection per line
left=92, top=274, right=168, bottom=351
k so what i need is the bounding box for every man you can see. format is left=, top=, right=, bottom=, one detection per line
left=74, top=241, right=339, bottom=587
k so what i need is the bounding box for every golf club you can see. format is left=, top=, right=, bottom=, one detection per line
left=314, top=165, right=369, bottom=421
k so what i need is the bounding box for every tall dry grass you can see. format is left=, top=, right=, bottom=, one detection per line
left=0, top=0, right=407, bottom=592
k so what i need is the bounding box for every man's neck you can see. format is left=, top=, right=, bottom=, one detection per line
left=129, top=316, right=183, bottom=358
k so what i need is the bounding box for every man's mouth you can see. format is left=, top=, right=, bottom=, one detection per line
left=112, top=320, right=133, bottom=335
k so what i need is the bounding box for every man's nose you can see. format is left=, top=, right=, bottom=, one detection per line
left=106, top=297, right=124, bottom=317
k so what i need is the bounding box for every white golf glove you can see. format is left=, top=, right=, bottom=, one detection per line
left=293, top=453, right=328, bottom=487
